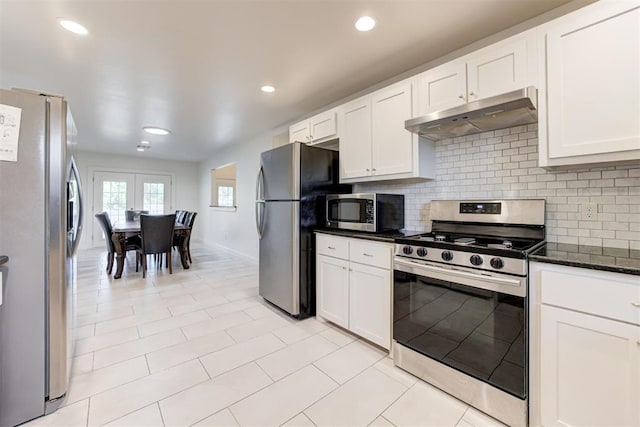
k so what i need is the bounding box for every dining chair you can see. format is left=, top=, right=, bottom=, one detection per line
left=135, top=214, right=176, bottom=278
left=173, top=211, right=197, bottom=263
left=175, top=210, right=187, bottom=224
left=184, top=212, right=197, bottom=263
left=95, top=211, right=139, bottom=275
left=126, top=209, right=149, bottom=221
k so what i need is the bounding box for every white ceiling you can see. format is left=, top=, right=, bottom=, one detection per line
left=1, top=0, right=580, bottom=162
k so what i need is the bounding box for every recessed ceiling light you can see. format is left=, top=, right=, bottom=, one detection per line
left=143, top=126, right=170, bottom=135
left=58, top=19, right=88, bottom=35
left=136, top=147, right=145, bottom=152
left=261, top=85, right=275, bottom=93
left=140, top=140, right=150, bottom=145
left=355, top=16, right=376, bottom=32
left=136, top=144, right=151, bottom=152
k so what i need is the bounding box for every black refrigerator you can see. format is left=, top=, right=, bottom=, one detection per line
left=255, top=142, right=350, bottom=318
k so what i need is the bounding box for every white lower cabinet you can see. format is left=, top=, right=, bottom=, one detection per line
left=348, top=262, right=391, bottom=348
left=540, top=305, right=639, bottom=427
left=529, top=262, right=640, bottom=427
left=316, top=233, right=393, bottom=349
left=316, top=255, right=349, bottom=329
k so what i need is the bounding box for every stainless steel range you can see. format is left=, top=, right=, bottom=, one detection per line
left=392, top=199, right=545, bottom=427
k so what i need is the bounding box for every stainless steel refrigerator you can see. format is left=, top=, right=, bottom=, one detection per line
left=0, top=89, right=83, bottom=427
left=255, top=142, right=350, bottom=318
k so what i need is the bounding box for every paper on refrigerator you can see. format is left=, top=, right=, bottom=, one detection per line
left=0, top=103, right=21, bottom=162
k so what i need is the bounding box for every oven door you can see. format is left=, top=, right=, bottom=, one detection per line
left=326, top=196, right=374, bottom=231
left=393, top=257, right=527, bottom=399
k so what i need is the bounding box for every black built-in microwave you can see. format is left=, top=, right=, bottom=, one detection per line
left=326, top=193, right=404, bottom=232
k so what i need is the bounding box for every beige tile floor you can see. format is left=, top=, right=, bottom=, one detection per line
left=25, top=243, right=506, bottom=427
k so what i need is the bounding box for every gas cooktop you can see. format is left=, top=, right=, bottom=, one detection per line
left=397, top=233, right=541, bottom=252
left=394, top=199, right=546, bottom=276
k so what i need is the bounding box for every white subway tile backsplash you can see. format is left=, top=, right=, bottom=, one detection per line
left=355, top=124, right=640, bottom=249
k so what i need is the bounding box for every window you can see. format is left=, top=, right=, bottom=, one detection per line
left=102, top=180, right=128, bottom=226
left=210, top=163, right=237, bottom=208
left=217, top=186, right=234, bottom=207
left=143, top=182, right=165, bottom=214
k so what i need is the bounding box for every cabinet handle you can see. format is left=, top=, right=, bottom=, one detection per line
left=469, top=91, right=475, bottom=96
left=363, top=253, right=373, bottom=257
left=372, top=168, right=376, bottom=172
left=458, top=94, right=464, bottom=99
left=349, top=268, right=353, bottom=271
left=632, top=302, right=640, bottom=307
left=342, top=266, right=347, bottom=270
left=327, top=246, right=336, bottom=250
left=366, top=168, right=370, bottom=172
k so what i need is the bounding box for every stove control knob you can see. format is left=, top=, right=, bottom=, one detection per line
left=490, top=257, right=504, bottom=269
left=402, top=246, right=414, bottom=255
left=470, top=255, right=483, bottom=266
left=441, top=251, right=453, bottom=261
left=416, top=248, right=428, bottom=257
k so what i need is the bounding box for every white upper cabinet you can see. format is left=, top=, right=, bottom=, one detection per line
left=339, top=79, right=436, bottom=183
left=415, top=32, right=533, bottom=117
left=289, top=120, right=310, bottom=143
left=371, top=82, right=414, bottom=177
left=466, top=36, right=528, bottom=101
left=538, top=1, right=640, bottom=167
left=415, top=61, right=467, bottom=116
left=339, top=95, right=372, bottom=180
left=289, top=109, right=338, bottom=145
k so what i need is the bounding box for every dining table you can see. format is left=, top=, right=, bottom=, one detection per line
left=111, top=220, right=191, bottom=279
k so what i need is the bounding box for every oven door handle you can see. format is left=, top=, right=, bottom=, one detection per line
left=394, top=257, right=525, bottom=296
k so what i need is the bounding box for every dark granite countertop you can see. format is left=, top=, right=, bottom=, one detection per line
left=314, top=228, right=422, bottom=243
left=529, top=243, right=640, bottom=276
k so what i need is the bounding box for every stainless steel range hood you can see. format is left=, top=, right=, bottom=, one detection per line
left=405, top=86, right=537, bottom=141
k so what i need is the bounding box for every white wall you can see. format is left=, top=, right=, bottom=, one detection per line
left=197, top=128, right=286, bottom=260
left=75, top=150, right=200, bottom=249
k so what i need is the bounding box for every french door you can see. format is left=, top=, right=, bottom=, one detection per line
left=91, top=171, right=173, bottom=248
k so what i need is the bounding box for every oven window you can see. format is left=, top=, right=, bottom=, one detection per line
left=328, top=200, right=364, bottom=222
left=393, top=270, right=526, bottom=399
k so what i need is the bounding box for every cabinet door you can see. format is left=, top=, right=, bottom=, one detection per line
left=540, top=305, right=640, bottom=427
left=467, top=38, right=527, bottom=101
left=309, top=110, right=337, bottom=143
left=546, top=4, right=640, bottom=159
left=371, top=82, right=414, bottom=177
left=316, top=255, right=350, bottom=329
left=339, top=96, right=372, bottom=180
left=415, top=61, right=466, bottom=116
left=349, top=263, right=391, bottom=349
left=289, top=120, right=310, bottom=143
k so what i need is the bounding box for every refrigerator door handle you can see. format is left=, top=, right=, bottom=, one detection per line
left=256, top=166, right=265, bottom=202
left=67, top=157, right=84, bottom=256
left=255, top=201, right=265, bottom=239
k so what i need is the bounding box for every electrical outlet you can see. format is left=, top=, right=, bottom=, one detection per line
left=581, top=203, right=598, bottom=220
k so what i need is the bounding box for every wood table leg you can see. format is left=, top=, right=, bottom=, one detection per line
left=111, top=231, right=126, bottom=279
left=177, top=229, right=190, bottom=269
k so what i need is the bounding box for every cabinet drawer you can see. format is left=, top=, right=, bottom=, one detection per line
left=349, top=240, right=392, bottom=269
left=316, top=234, right=349, bottom=259
left=540, top=269, right=640, bottom=326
